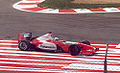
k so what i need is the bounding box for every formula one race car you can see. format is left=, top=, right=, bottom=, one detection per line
left=18, top=32, right=99, bottom=56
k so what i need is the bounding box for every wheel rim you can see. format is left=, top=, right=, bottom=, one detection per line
left=19, top=42, right=28, bottom=50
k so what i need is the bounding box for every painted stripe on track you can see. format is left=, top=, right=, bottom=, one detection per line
left=0, top=39, right=120, bottom=72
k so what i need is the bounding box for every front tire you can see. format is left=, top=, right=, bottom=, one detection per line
left=69, top=44, right=81, bottom=56
left=18, top=40, right=31, bottom=51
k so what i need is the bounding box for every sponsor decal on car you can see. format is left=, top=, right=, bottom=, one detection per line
left=39, top=44, right=56, bottom=49
left=38, top=43, right=57, bottom=50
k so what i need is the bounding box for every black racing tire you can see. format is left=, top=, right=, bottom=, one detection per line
left=81, top=40, right=90, bottom=45
left=18, top=40, right=31, bottom=51
left=69, top=44, right=81, bottom=56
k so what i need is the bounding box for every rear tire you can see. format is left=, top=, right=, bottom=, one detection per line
left=18, top=40, right=31, bottom=51
left=69, top=44, right=81, bottom=56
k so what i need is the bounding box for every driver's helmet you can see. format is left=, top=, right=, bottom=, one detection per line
left=24, top=32, right=32, bottom=40
left=54, top=37, right=59, bottom=41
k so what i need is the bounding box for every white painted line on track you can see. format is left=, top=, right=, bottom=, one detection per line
left=0, top=47, right=18, bottom=49
left=0, top=68, right=101, bottom=73
left=91, top=44, right=118, bottom=47
left=0, top=49, right=106, bottom=58
left=0, top=62, right=105, bottom=72
left=37, top=9, right=59, bottom=13
left=63, top=64, right=104, bottom=70
left=74, top=9, right=92, bottom=13
left=0, top=43, right=17, bottom=45
left=0, top=53, right=105, bottom=62
left=15, top=5, right=37, bottom=8
left=0, top=61, right=66, bottom=66
left=0, top=40, right=18, bottom=42
left=0, top=49, right=71, bottom=56
left=103, top=8, right=120, bottom=12
left=0, top=57, right=104, bottom=64
left=0, top=67, right=67, bottom=73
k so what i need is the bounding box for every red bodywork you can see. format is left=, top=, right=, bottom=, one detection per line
left=31, top=39, right=98, bottom=56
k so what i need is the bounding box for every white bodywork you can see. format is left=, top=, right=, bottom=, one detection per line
left=36, top=33, right=57, bottom=50
left=34, top=33, right=79, bottom=51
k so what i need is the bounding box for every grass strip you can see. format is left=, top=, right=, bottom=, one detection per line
left=38, top=0, right=120, bottom=9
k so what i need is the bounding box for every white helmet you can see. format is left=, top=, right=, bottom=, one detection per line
left=54, top=37, right=59, bottom=41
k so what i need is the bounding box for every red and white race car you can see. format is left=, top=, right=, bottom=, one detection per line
left=18, top=32, right=99, bottom=56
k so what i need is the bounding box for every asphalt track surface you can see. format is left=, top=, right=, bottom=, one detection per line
left=1, top=0, right=120, bottom=43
